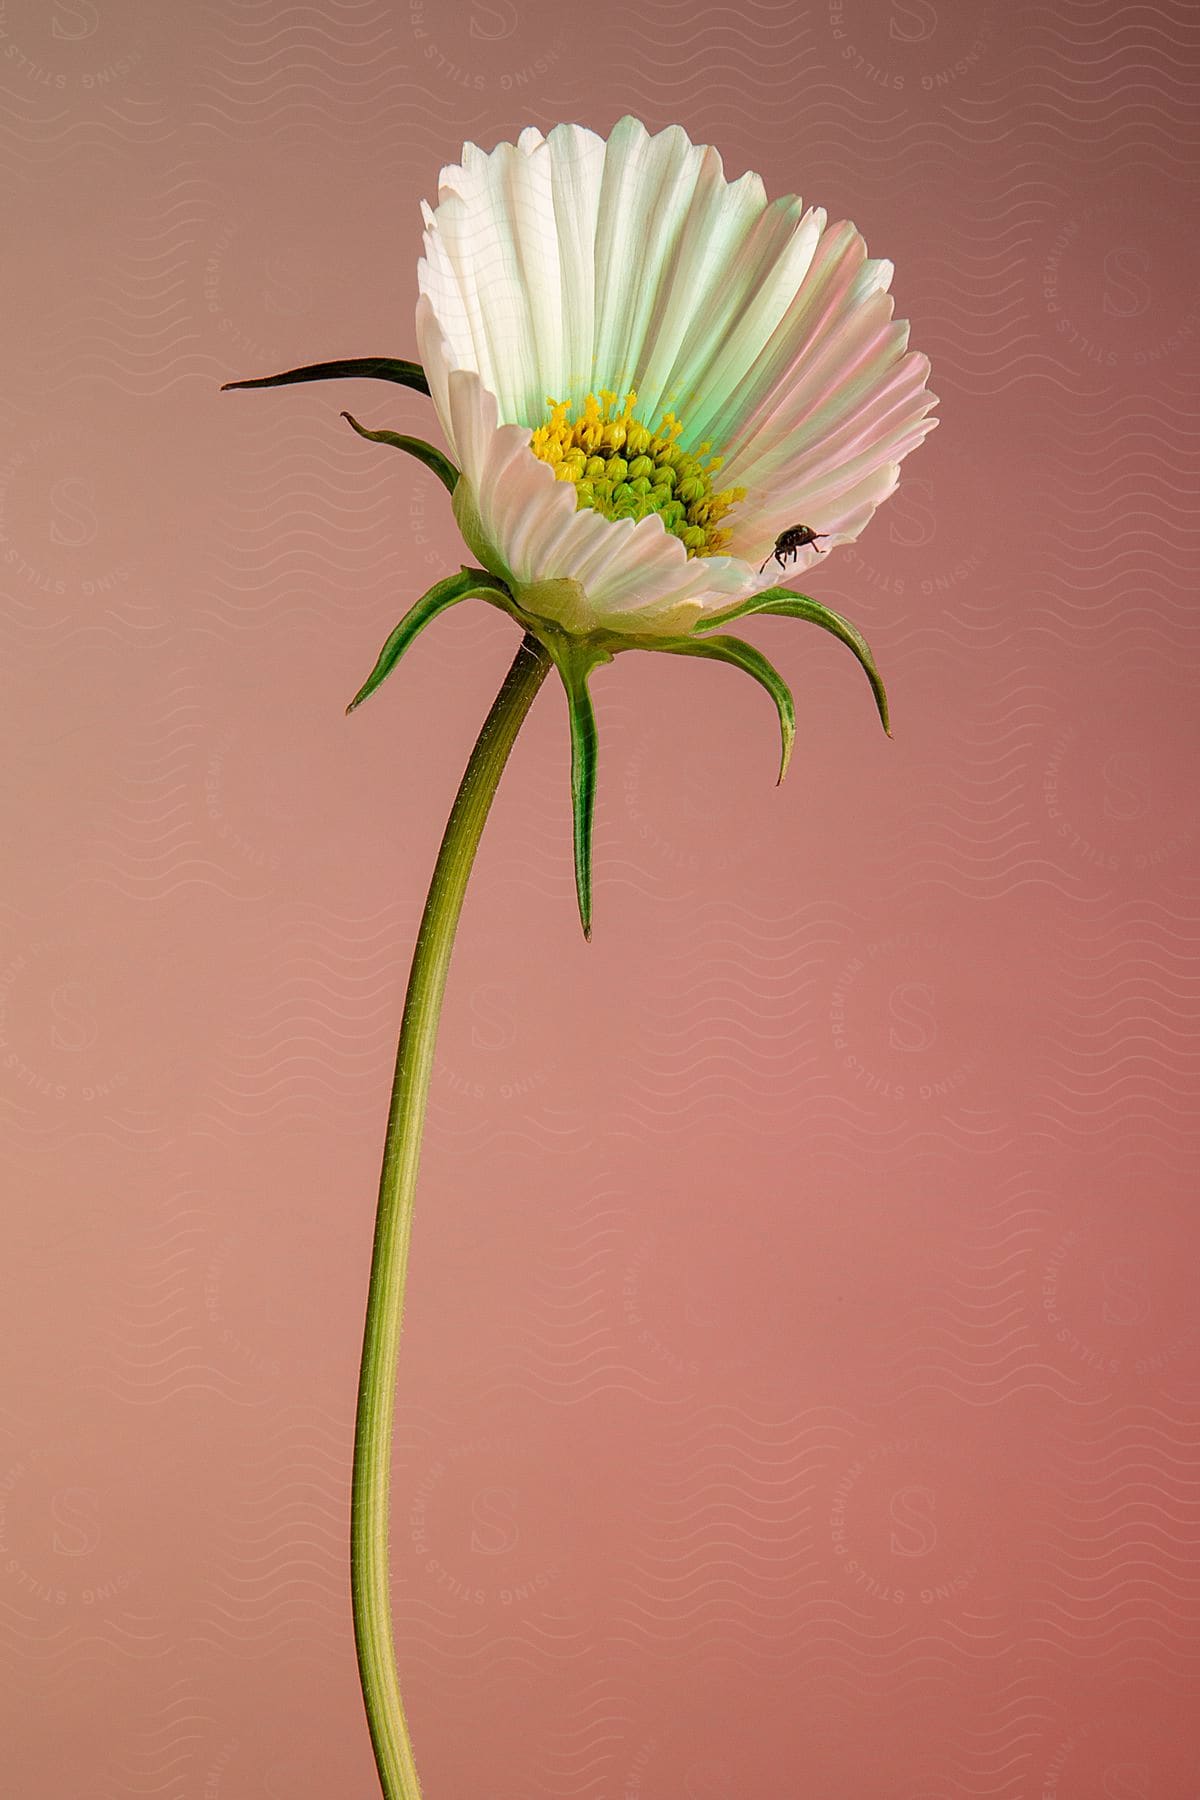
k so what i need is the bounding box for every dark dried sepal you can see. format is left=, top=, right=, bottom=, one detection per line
left=221, top=356, right=430, bottom=396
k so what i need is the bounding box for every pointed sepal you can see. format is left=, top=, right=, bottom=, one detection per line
left=341, top=411, right=459, bottom=495
left=221, top=356, right=430, bottom=396
left=694, top=587, right=890, bottom=737
left=345, top=569, right=510, bottom=715
left=656, top=632, right=796, bottom=785
left=559, top=656, right=599, bottom=942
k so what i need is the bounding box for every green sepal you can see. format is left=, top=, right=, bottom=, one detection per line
left=452, top=588, right=613, bottom=942
left=341, top=411, right=459, bottom=495
left=221, top=356, right=430, bottom=396
left=345, top=569, right=511, bottom=715
left=558, top=653, right=600, bottom=942
left=693, top=587, right=890, bottom=736
left=655, top=632, right=796, bottom=785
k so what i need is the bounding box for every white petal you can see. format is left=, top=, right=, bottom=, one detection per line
left=545, top=124, right=607, bottom=400
left=589, top=118, right=706, bottom=404
left=419, top=144, right=560, bottom=427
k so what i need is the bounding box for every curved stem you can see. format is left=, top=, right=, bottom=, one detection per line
left=351, top=632, right=553, bottom=1799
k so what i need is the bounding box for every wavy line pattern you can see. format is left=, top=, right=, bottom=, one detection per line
left=1032, top=897, right=1200, bottom=1152
left=1030, top=1403, right=1200, bottom=1678
left=6, top=0, right=1200, bottom=1793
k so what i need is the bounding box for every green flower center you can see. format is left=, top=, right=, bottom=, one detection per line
left=529, top=388, right=746, bottom=559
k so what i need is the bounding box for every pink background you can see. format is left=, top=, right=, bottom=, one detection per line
left=3, top=1, right=1200, bottom=1795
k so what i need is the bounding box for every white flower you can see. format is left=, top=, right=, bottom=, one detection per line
left=223, top=117, right=939, bottom=939
left=416, top=115, right=937, bottom=643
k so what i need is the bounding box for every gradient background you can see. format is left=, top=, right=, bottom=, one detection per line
left=3, top=2, right=1200, bottom=1795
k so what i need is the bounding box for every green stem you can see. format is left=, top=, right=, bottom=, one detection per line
left=351, top=632, right=553, bottom=1799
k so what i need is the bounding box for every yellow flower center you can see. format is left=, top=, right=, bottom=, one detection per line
left=529, top=389, right=746, bottom=558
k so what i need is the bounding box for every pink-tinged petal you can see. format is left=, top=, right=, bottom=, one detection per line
left=777, top=355, right=936, bottom=495
left=748, top=463, right=911, bottom=586
left=725, top=297, right=904, bottom=482
left=815, top=461, right=909, bottom=537
left=707, top=222, right=882, bottom=460
left=735, top=298, right=911, bottom=475
left=724, top=349, right=938, bottom=559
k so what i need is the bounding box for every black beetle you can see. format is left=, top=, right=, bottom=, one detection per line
left=759, top=524, right=829, bottom=574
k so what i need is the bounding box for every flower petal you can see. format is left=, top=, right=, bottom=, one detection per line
left=643, top=193, right=826, bottom=442
left=545, top=124, right=608, bottom=400
left=589, top=118, right=708, bottom=405
left=709, top=235, right=938, bottom=562
left=420, top=153, right=557, bottom=426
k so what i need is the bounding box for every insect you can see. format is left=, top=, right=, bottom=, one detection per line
left=759, top=524, right=829, bottom=574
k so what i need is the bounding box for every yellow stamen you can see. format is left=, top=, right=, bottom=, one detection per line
left=529, top=389, right=745, bottom=558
